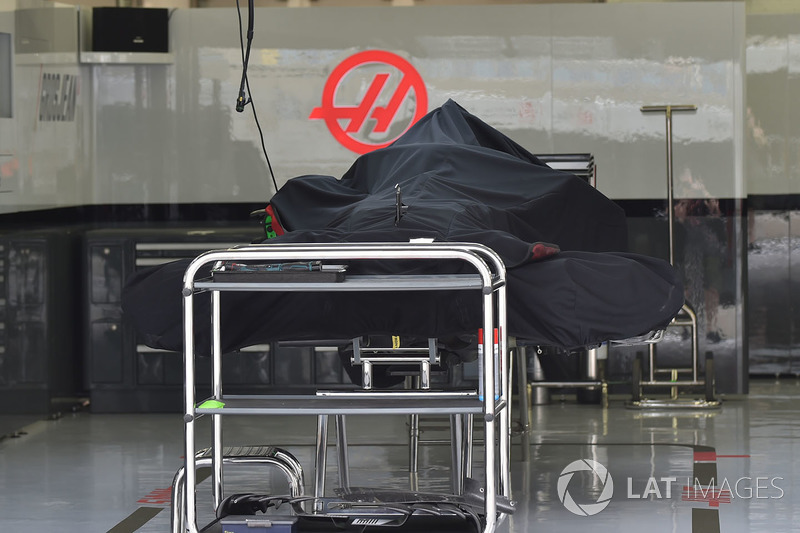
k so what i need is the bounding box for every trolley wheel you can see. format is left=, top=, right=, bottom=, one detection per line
left=631, top=352, right=643, bottom=402
left=704, top=351, right=716, bottom=402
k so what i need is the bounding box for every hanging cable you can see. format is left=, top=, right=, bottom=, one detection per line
left=235, top=0, right=279, bottom=194
left=235, top=0, right=254, bottom=113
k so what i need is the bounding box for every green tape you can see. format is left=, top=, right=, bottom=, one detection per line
left=198, top=399, right=225, bottom=409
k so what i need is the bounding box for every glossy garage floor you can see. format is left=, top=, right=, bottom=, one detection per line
left=0, top=379, right=798, bottom=532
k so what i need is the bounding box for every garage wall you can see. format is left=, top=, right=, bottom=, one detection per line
left=1, top=2, right=745, bottom=208
left=0, top=1, right=751, bottom=392
left=0, top=2, right=17, bottom=192
left=0, top=0, right=88, bottom=213
left=83, top=3, right=745, bottom=205
left=746, top=13, right=800, bottom=375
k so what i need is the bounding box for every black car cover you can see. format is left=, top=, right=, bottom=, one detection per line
left=122, top=100, right=683, bottom=356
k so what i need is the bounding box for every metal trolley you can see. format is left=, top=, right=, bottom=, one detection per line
left=178, top=242, right=513, bottom=533
left=632, top=104, right=719, bottom=409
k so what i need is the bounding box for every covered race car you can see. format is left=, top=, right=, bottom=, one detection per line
left=122, top=100, right=683, bottom=357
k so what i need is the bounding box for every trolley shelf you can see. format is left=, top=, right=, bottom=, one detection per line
left=195, top=393, right=503, bottom=416
left=194, top=273, right=494, bottom=292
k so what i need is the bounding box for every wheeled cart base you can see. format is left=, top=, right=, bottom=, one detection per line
left=213, top=481, right=512, bottom=533
left=171, top=446, right=305, bottom=533
left=627, top=308, right=721, bottom=411
left=218, top=513, right=479, bottom=533
left=627, top=398, right=720, bottom=410
left=212, top=479, right=514, bottom=533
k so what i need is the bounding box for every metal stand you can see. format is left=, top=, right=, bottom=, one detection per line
left=631, top=105, right=720, bottom=410
left=180, top=242, right=514, bottom=533
left=522, top=153, right=608, bottom=411
left=527, top=349, right=550, bottom=406
left=323, top=337, right=474, bottom=495
left=527, top=345, right=608, bottom=407
left=508, top=339, right=531, bottom=463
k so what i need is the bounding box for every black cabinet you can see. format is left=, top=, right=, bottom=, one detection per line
left=84, top=226, right=353, bottom=413
left=0, top=228, right=83, bottom=414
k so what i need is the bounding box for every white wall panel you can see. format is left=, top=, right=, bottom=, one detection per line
left=6, top=63, right=86, bottom=211
left=746, top=14, right=800, bottom=197
left=0, top=3, right=15, bottom=164
left=1, top=2, right=747, bottom=211
left=0, top=1, right=88, bottom=213
left=91, top=5, right=559, bottom=204
left=551, top=2, right=744, bottom=201
left=87, top=3, right=745, bottom=206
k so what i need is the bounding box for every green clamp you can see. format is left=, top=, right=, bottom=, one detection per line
left=264, top=214, right=277, bottom=239
left=197, top=399, right=225, bottom=409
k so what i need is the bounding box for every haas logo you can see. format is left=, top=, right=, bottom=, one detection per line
left=310, top=50, right=428, bottom=154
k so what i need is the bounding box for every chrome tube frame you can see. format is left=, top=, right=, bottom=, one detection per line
left=314, top=415, right=328, bottom=512
left=181, top=242, right=509, bottom=533
left=334, top=415, right=350, bottom=490
left=211, top=291, right=223, bottom=510
left=171, top=447, right=304, bottom=533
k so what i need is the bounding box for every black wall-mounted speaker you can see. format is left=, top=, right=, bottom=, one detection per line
left=92, top=7, right=168, bottom=53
